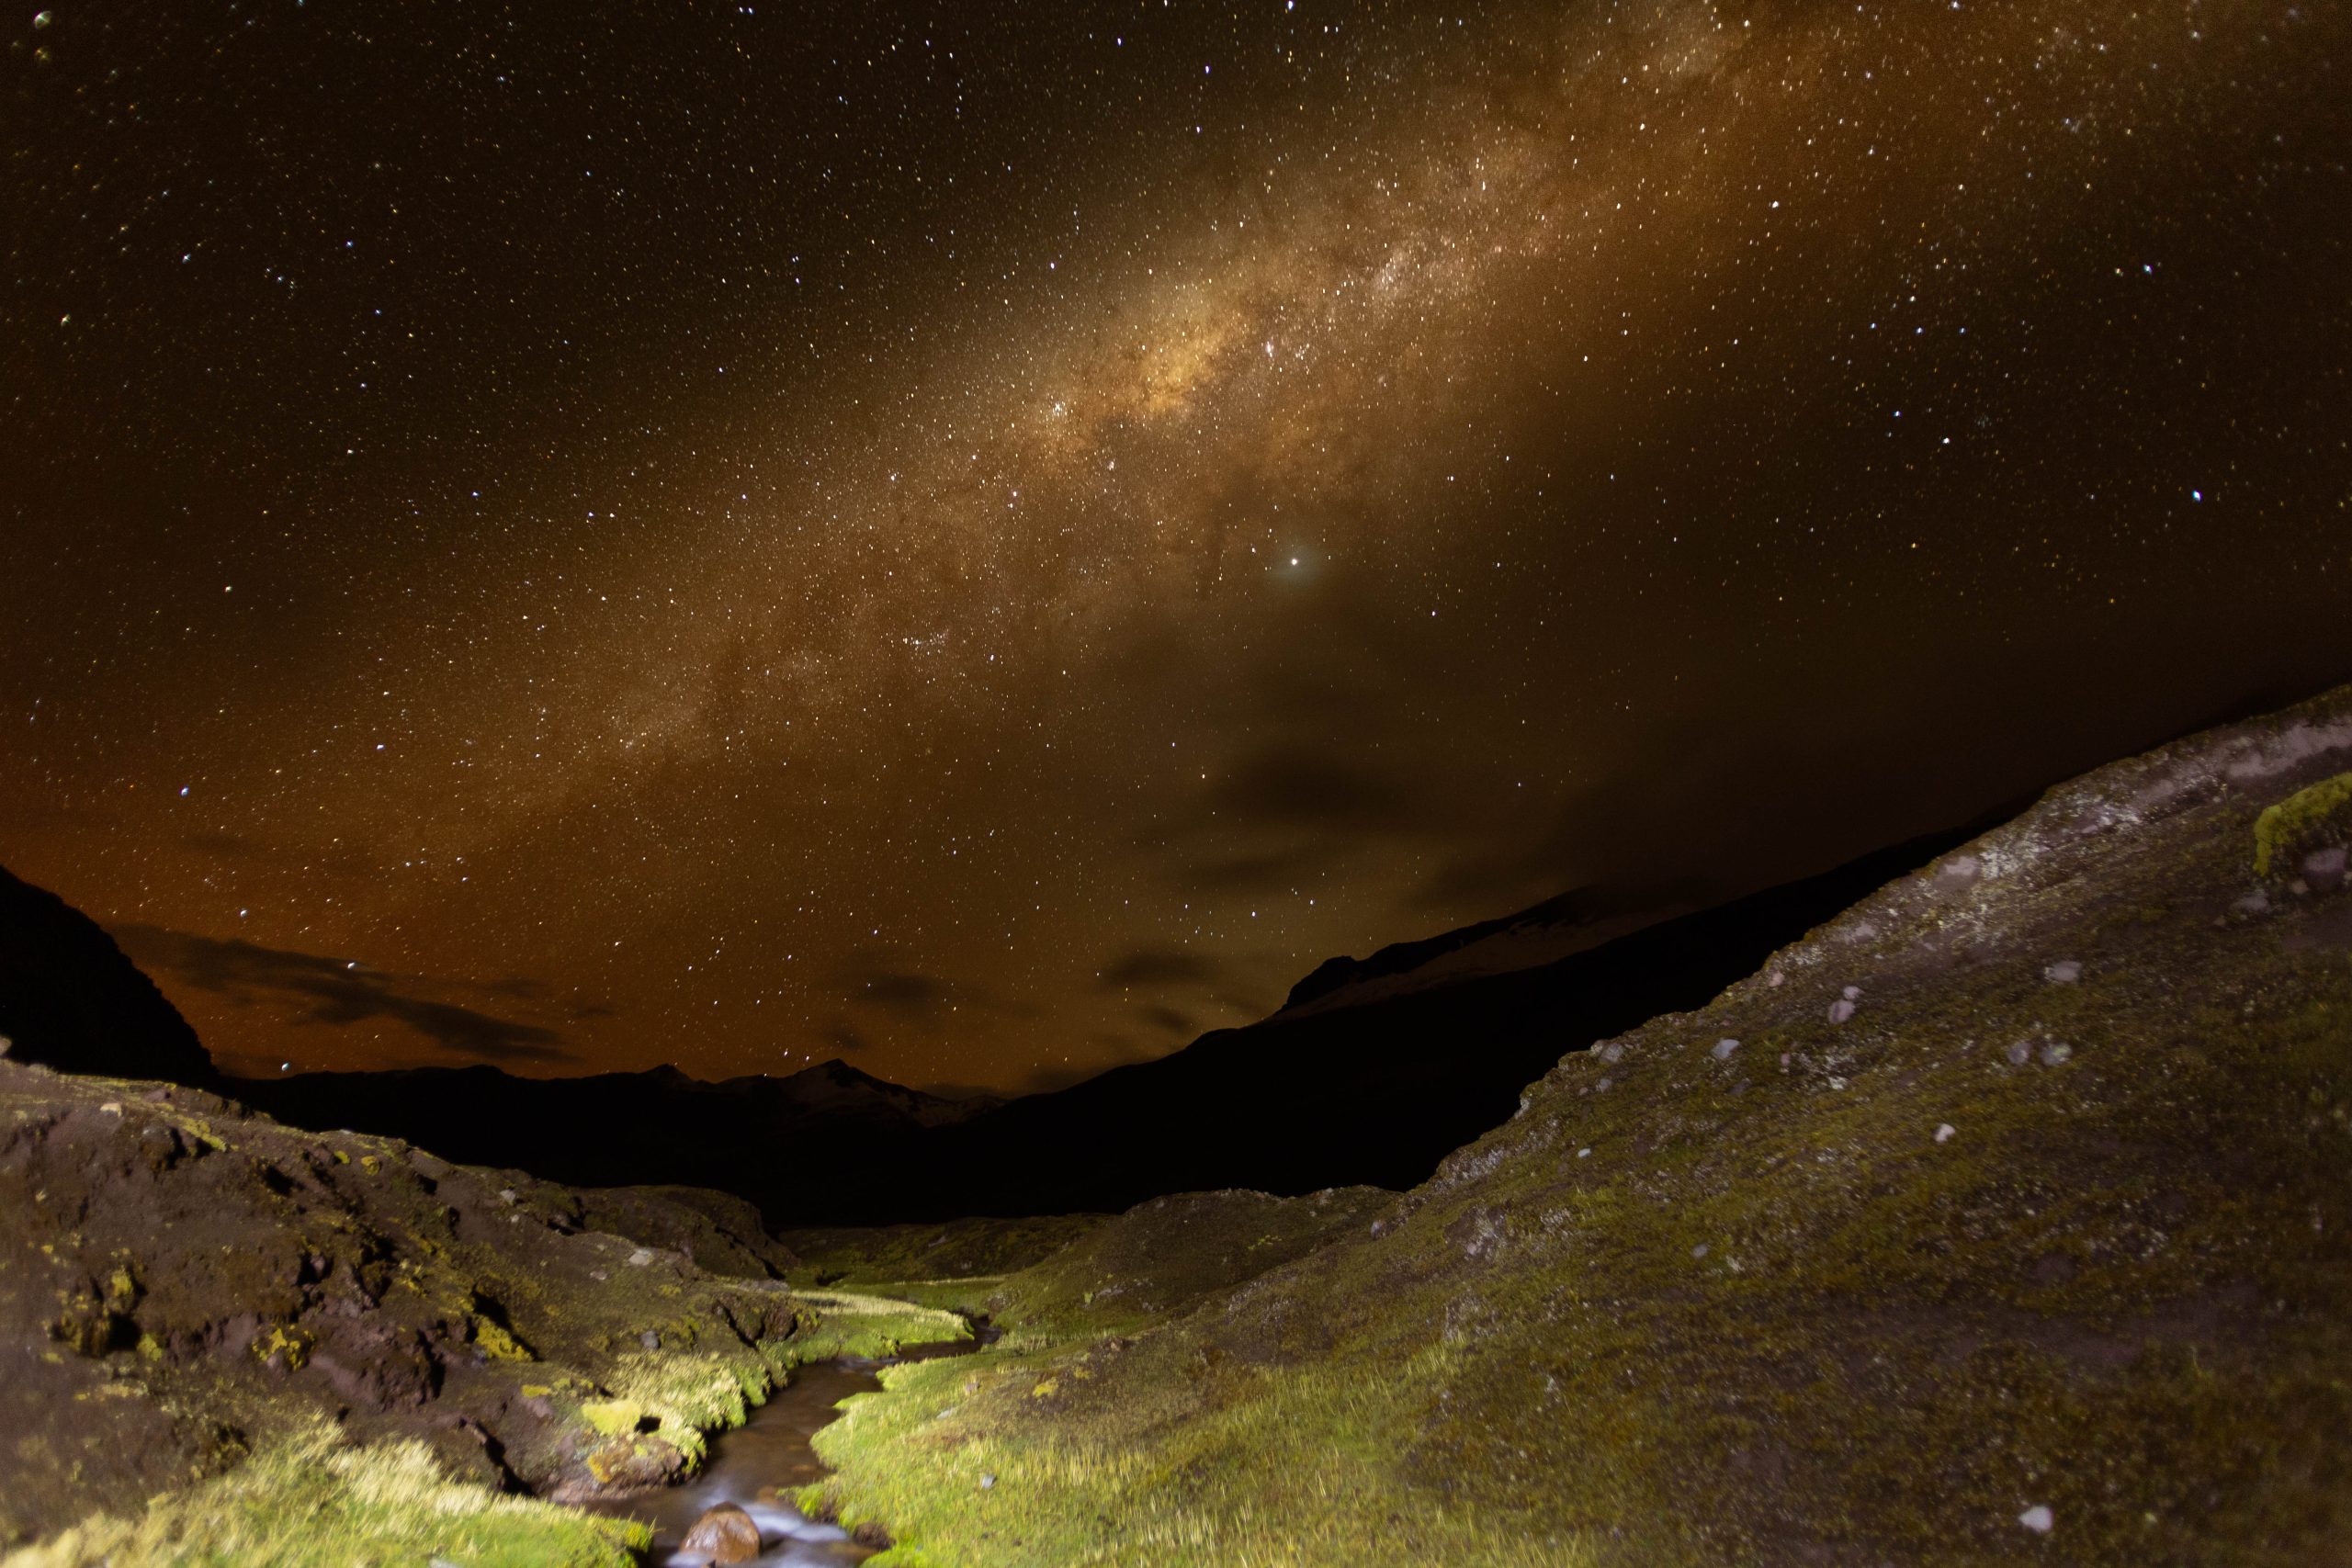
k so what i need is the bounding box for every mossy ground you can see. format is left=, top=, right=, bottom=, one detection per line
left=800, top=687, right=2352, bottom=1566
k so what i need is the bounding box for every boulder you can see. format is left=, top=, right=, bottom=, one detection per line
left=681, top=1501, right=763, bottom=1563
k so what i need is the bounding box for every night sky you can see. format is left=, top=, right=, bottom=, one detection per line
left=5, top=1, right=2347, bottom=1092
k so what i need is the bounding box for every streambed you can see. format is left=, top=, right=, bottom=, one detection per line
left=579, top=1343, right=970, bottom=1567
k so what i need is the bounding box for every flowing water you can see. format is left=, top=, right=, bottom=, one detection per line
left=579, top=1345, right=970, bottom=1567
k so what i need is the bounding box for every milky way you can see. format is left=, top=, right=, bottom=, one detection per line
left=6, top=0, right=2348, bottom=1089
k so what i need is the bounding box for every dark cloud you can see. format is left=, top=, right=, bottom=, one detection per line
left=481, top=976, right=552, bottom=1000
left=1137, top=1004, right=1195, bottom=1036
left=819, top=1018, right=871, bottom=1053
left=112, top=925, right=578, bottom=1064
left=853, top=969, right=955, bottom=1012
left=1096, top=947, right=1226, bottom=989
left=833, top=956, right=1038, bottom=1021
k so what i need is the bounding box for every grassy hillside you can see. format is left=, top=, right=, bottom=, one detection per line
left=796, top=686, right=2352, bottom=1566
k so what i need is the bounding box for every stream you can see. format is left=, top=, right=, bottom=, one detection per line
left=578, top=1342, right=973, bottom=1567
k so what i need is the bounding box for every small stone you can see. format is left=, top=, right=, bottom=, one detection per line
left=1577, top=1147, right=1592, bottom=1159
left=1712, top=1038, right=1740, bottom=1061
left=2044, top=960, right=2082, bottom=984
left=1826, top=1077, right=1848, bottom=1091
left=2040, top=1042, right=2073, bottom=1066
left=1935, top=1123, right=1956, bottom=1143
left=497, top=1188, right=518, bottom=1205
left=2005, top=1042, right=2032, bottom=1066
left=2233, top=889, right=2272, bottom=916
left=2018, top=1504, right=2054, bottom=1534
left=1594, top=1077, right=1612, bottom=1092
left=639, top=1329, right=662, bottom=1350
left=1690, top=1244, right=1710, bottom=1258
left=681, top=1502, right=763, bottom=1563
left=1827, top=998, right=1857, bottom=1025
left=1842, top=985, right=1862, bottom=1000
left=1767, top=969, right=1786, bottom=988
left=979, top=1472, right=997, bottom=1489
left=626, top=1248, right=656, bottom=1268
left=1599, top=1042, right=1625, bottom=1064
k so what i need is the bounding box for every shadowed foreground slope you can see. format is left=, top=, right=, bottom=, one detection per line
left=791, top=684, right=2352, bottom=1566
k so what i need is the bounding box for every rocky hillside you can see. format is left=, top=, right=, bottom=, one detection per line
left=0, top=1060, right=964, bottom=1566
left=790, top=683, right=2352, bottom=1565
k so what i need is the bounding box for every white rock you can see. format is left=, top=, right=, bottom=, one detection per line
left=1842, top=985, right=1863, bottom=1000
left=1690, top=1244, right=1710, bottom=1259
left=2040, top=1042, right=2074, bottom=1066
left=1935, top=1123, right=1956, bottom=1144
left=2005, top=1042, right=2032, bottom=1066
left=626, top=1247, right=657, bottom=1268
left=1712, top=1038, right=1740, bottom=1061
left=2233, top=890, right=2272, bottom=916
left=2044, top=960, right=2083, bottom=984
left=1577, top=1147, right=1592, bottom=1159
left=1828, top=998, right=1858, bottom=1024
left=2018, top=1505, right=2054, bottom=1534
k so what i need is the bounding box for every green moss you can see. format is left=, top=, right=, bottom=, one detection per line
left=2255, top=771, right=2352, bottom=876
left=249, top=1325, right=312, bottom=1372
left=577, top=1398, right=646, bottom=1438
left=473, top=1317, right=537, bottom=1362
